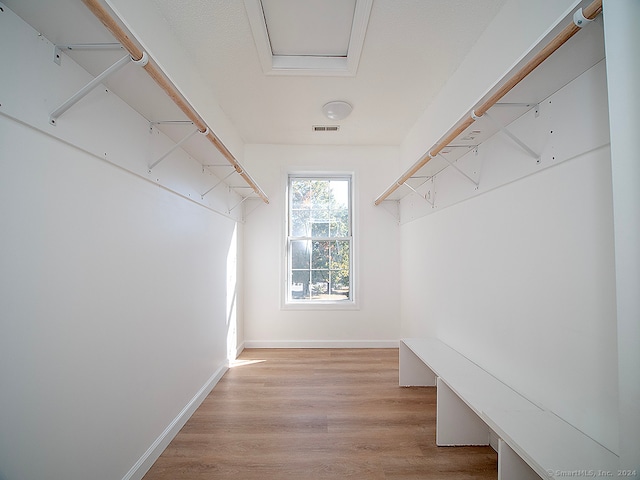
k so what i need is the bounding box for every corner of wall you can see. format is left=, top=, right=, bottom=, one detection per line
left=123, top=364, right=229, bottom=480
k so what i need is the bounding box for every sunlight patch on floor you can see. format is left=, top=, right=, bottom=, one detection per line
left=229, top=359, right=266, bottom=368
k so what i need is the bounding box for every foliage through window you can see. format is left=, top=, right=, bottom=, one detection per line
left=287, top=176, right=352, bottom=303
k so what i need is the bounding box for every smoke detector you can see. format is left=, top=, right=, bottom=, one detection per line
left=322, top=101, right=353, bottom=121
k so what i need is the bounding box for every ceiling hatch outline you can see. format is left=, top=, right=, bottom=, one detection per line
left=244, top=0, right=373, bottom=76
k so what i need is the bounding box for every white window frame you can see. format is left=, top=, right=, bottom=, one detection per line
left=284, top=173, right=356, bottom=309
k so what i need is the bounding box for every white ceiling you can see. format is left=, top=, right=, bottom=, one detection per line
left=4, top=0, right=508, bottom=146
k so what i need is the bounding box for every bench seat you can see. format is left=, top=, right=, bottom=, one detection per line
left=400, top=338, right=618, bottom=480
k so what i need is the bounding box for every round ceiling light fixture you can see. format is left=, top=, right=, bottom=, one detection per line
left=322, top=101, right=353, bottom=121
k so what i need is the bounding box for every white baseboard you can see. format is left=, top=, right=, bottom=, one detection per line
left=489, top=429, right=499, bottom=452
left=235, top=342, right=245, bottom=358
left=243, top=340, right=400, bottom=349
left=122, top=363, right=228, bottom=480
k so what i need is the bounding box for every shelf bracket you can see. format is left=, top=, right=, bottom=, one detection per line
left=228, top=194, right=252, bottom=213
left=148, top=120, right=193, bottom=133
left=49, top=53, right=135, bottom=125
left=494, top=102, right=540, bottom=118
left=474, top=110, right=541, bottom=163
left=201, top=170, right=236, bottom=199
left=402, top=180, right=434, bottom=207
left=148, top=127, right=200, bottom=171
left=436, top=153, right=479, bottom=188
left=378, top=200, right=401, bottom=224
left=54, top=43, right=124, bottom=66
left=202, top=164, right=235, bottom=173
left=243, top=195, right=267, bottom=219
left=149, top=120, right=194, bottom=126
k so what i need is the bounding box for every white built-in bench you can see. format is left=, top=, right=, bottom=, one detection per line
left=400, top=338, right=618, bottom=480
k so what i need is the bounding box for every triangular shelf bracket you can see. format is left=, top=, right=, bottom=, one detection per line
left=474, top=110, right=540, bottom=163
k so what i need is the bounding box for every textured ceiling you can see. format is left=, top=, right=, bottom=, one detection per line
left=5, top=0, right=508, bottom=146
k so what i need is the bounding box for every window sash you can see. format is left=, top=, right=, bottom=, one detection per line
left=286, top=175, right=353, bottom=304
left=287, top=238, right=352, bottom=302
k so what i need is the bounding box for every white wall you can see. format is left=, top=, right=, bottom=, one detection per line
left=400, top=145, right=617, bottom=450
left=398, top=0, right=619, bottom=457
left=242, top=144, right=401, bottom=347
left=0, top=7, right=240, bottom=480
left=603, top=0, right=640, bottom=473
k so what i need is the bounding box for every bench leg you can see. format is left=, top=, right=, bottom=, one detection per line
left=498, top=438, right=542, bottom=480
left=436, top=377, right=489, bottom=446
left=399, top=341, right=436, bottom=386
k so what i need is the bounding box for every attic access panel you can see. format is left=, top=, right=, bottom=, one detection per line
left=262, top=0, right=355, bottom=57
left=244, top=0, right=372, bottom=76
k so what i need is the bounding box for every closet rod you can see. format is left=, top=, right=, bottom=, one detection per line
left=374, top=0, right=602, bottom=206
left=80, top=0, right=269, bottom=204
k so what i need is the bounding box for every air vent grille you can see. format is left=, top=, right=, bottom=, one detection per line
left=313, top=125, right=340, bottom=132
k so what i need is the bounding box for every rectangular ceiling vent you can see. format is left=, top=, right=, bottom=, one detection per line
left=313, top=125, right=340, bottom=132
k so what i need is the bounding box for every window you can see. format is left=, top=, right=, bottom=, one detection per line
left=286, top=175, right=353, bottom=304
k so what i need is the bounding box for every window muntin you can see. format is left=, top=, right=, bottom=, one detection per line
left=287, top=176, right=352, bottom=303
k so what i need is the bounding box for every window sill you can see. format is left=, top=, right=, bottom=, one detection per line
left=281, top=300, right=359, bottom=311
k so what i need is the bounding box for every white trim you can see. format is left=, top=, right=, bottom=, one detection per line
left=284, top=174, right=356, bottom=308
left=235, top=341, right=246, bottom=358
left=243, top=0, right=373, bottom=76
left=122, top=363, right=228, bottom=480
left=346, top=0, right=373, bottom=75
left=244, top=340, right=400, bottom=349
left=281, top=301, right=359, bottom=311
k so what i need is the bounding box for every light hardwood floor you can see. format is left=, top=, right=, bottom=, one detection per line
left=143, top=349, right=497, bottom=479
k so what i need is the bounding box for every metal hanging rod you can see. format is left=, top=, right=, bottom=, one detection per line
left=374, top=0, right=602, bottom=206
left=81, top=0, right=269, bottom=204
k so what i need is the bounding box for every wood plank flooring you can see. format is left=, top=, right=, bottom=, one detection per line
left=143, top=349, right=497, bottom=479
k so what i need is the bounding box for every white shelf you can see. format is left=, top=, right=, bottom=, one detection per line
left=377, top=5, right=605, bottom=205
